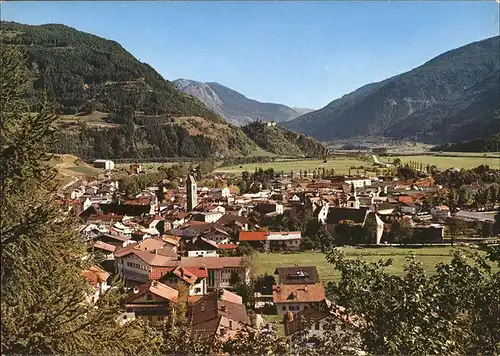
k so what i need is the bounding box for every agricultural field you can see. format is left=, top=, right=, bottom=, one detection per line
left=215, top=157, right=373, bottom=175
left=50, top=154, right=101, bottom=178
left=393, top=154, right=500, bottom=170
left=254, top=246, right=482, bottom=282
left=58, top=111, right=118, bottom=128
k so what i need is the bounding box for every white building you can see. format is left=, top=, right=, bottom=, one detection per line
left=345, top=178, right=372, bottom=188
left=93, top=159, right=115, bottom=170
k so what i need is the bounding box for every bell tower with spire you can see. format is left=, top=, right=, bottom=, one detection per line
left=186, top=174, right=197, bottom=212
left=347, top=183, right=360, bottom=209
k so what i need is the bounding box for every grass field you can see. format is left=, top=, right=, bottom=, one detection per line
left=394, top=155, right=500, bottom=170
left=254, top=247, right=482, bottom=282
left=215, top=157, right=372, bottom=175
left=49, top=154, right=101, bottom=178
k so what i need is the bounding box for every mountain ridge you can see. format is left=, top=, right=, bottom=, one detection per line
left=285, top=35, right=500, bottom=143
left=173, top=78, right=313, bottom=126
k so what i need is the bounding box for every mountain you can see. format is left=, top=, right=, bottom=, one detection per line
left=285, top=36, right=500, bottom=143
left=0, top=21, right=261, bottom=158
left=173, top=79, right=313, bottom=126
left=1, top=21, right=325, bottom=159
left=242, top=121, right=327, bottom=157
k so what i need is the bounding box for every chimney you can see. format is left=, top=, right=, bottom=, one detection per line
left=304, top=285, right=308, bottom=292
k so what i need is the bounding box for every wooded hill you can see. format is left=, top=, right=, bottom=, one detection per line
left=1, top=21, right=325, bottom=159
left=242, top=121, right=327, bottom=157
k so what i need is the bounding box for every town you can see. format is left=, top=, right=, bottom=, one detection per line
left=2, top=4, right=499, bottom=354
left=57, top=156, right=500, bottom=344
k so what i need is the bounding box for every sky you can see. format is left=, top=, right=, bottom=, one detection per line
left=2, top=1, right=499, bottom=109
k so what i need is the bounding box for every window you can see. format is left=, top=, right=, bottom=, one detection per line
left=315, top=322, right=320, bottom=331
left=282, top=306, right=287, bottom=311
left=146, top=294, right=153, bottom=300
left=148, top=316, right=153, bottom=323
left=290, top=305, right=300, bottom=311
left=229, top=320, right=233, bottom=328
left=195, top=287, right=201, bottom=293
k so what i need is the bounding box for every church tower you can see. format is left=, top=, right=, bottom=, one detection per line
left=347, top=183, right=360, bottom=209
left=186, top=174, right=197, bottom=212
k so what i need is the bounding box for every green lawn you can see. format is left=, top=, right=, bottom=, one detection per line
left=215, top=157, right=372, bottom=175
left=394, top=155, right=500, bottom=170
left=254, top=247, right=480, bottom=282
left=67, top=166, right=100, bottom=176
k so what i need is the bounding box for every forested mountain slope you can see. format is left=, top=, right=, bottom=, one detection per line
left=0, top=22, right=259, bottom=158
left=285, top=36, right=500, bottom=143
left=242, top=121, right=327, bottom=157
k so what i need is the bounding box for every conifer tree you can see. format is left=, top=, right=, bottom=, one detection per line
left=1, top=45, right=158, bottom=354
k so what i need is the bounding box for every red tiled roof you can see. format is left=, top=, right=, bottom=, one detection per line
left=123, top=198, right=150, bottom=205
left=125, top=281, right=178, bottom=303
left=398, top=196, right=414, bottom=204
left=83, top=265, right=109, bottom=286
left=93, top=241, right=116, bottom=253
left=149, top=267, right=174, bottom=280
left=88, top=214, right=124, bottom=222
left=272, top=283, right=326, bottom=304
left=149, top=266, right=209, bottom=280
left=217, top=243, right=237, bottom=250
left=239, top=231, right=267, bottom=241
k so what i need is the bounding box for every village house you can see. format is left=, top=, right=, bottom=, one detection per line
left=372, top=202, right=396, bottom=215
left=216, top=214, right=250, bottom=232
left=83, top=265, right=111, bottom=304
left=239, top=231, right=302, bottom=251
left=200, top=227, right=232, bottom=244
left=90, top=240, right=116, bottom=259
left=180, top=256, right=250, bottom=291
left=210, top=187, right=231, bottom=199
left=274, top=266, right=320, bottom=285
left=149, top=265, right=209, bottom=296
left=283, top=301, right=343, bottom=337
left=114, top=238, right=178, bottom=286
left=124, top=280, right=178, bottom=324
left=185, top=237, right=220, bottom=257
left=400, top=202, right=419, bottom=215
left=332, top=176, right=372, bottom=188
left=267, top=231, right=302, bottom=251
left=254, top=202, right=284, bottom=215
left=190, top=211, right=224, bottom=224
left=430, top=205, right=451, bottom=220
left=188, top=289, right=252, bottom=341
left=223, top=205, right=246, bottom=217
left=273, top=283, right=327, bottom=315
left=326, top=207, right=385, bottom=244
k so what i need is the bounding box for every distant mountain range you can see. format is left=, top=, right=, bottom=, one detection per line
left=285, top=36, right=500, bottom=144
left=173, top=79, right=313, bottom=126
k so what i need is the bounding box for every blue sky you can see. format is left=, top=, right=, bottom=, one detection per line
left=2, top=1, right=499, bottom=109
